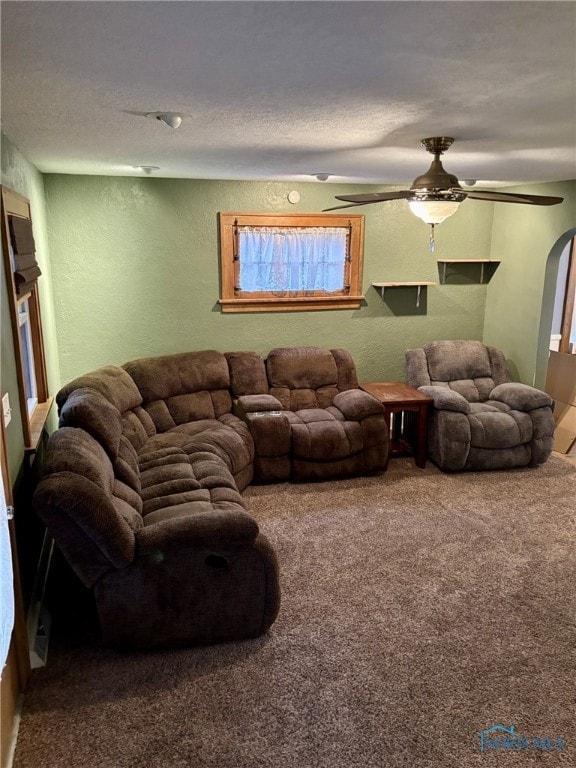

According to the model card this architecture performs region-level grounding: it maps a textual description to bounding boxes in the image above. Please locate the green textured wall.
[1,135,60,480]
[484,180,576,387]
[44,174,494,385]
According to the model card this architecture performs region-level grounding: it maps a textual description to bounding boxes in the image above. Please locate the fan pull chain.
[429,224,435,253]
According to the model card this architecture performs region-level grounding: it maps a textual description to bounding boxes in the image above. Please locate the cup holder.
[205,553,229,570]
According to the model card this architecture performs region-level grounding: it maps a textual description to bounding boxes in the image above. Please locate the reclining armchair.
[405,340,555,471]
[228,347,389,482]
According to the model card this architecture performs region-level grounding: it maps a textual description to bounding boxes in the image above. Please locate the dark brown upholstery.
[123,351,254,489]
[56,364,142,413]
[37,351,282,649]
[406,340,555,471]
[234,347,388,482]
[35,346,389,649]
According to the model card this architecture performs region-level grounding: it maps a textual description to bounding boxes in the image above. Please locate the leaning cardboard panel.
[545,351,576,454]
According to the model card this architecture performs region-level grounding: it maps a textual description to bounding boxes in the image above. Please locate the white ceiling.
[1,1,575,186]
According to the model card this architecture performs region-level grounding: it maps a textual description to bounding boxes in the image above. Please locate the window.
[219,213,365,312]
[1,187,51,451]
[18,299,38,415]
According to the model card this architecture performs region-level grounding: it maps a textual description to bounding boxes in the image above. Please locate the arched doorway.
[538,227,576,457]
[535,227,576,387]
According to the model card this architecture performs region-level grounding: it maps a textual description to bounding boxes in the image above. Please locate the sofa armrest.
[489,382,553,411]
[244,410,291,459]
[233,395,290,460]
[418,386,471,414]
[332,389,385,420]
[137,502,259,554]
[234,394,283,416]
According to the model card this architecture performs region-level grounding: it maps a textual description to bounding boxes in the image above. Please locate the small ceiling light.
[145,112,184,129]
[312,173,332,182]
[136,166,160,174]
[462,179,477,187]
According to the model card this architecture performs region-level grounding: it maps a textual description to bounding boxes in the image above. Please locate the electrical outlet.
[2,393,12,427]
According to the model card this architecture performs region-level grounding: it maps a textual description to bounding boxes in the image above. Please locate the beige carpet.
[13,457,576,767]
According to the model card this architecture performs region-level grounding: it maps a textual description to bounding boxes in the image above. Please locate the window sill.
[25,397,54,454]
[219,296,365,313]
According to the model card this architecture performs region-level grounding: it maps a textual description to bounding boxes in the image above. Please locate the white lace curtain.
[238,226,348,292]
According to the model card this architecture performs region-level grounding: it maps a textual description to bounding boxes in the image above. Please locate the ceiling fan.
[324,137,564,250]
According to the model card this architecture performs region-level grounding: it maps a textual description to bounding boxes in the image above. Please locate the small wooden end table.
[360,382,433,468]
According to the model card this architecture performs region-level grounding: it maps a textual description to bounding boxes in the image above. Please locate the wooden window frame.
[0,410,31,768]
[219,212,365,312]
[1,187,52,452]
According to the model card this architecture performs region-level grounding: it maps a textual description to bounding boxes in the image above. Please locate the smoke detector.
[145,112,184,129]
[136,166,160,174]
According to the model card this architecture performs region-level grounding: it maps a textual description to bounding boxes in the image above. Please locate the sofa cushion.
[46,426,114,493]
[225,351,269,396]
[468,410,533,449]
[432,377,495,403]
[113,436,141,493]
[138,444,242,517]
[124,350,230,400]
[290,410,363,461]
[112,494,143,531]
[57,365,142,414]
[137,445,191,471]
[267,347,338,390]
[121,407,156,451]
[38,429,138,582]
[141,391,234,432]
[424,341,492,382]
[124,351,234,432]
[112,479,143,516]
[469,401,510,414]
[163,418,254,477]
[59,387,122,459]
[330,348,359,391]
[146,428,247,477]
[139,500,258,545]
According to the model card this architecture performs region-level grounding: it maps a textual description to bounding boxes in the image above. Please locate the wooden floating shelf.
[372,282,437,287]
[372,282,437,307]
[436,260,501,284]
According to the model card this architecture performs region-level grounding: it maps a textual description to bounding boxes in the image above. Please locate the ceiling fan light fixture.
[325,138,563,250]
[408,198,462,225]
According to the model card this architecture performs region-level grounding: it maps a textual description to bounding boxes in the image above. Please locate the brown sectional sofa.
[34,347,388,650]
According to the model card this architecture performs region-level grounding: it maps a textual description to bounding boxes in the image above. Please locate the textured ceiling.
[1,1,575,185]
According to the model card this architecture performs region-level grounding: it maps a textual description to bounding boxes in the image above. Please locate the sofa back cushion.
[57,365,142,414]
[225,351,269,397]
[36,427,141,587]
[419,341,511,403]
[121,407,157,451]
[59,387,123,458]
[330,348,359,391]
[123,350,233,432]
[266,347,356,411]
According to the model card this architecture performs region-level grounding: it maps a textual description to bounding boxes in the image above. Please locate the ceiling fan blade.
[323,201,378,211]
[466,190,564,206]
[334,190,413,204]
